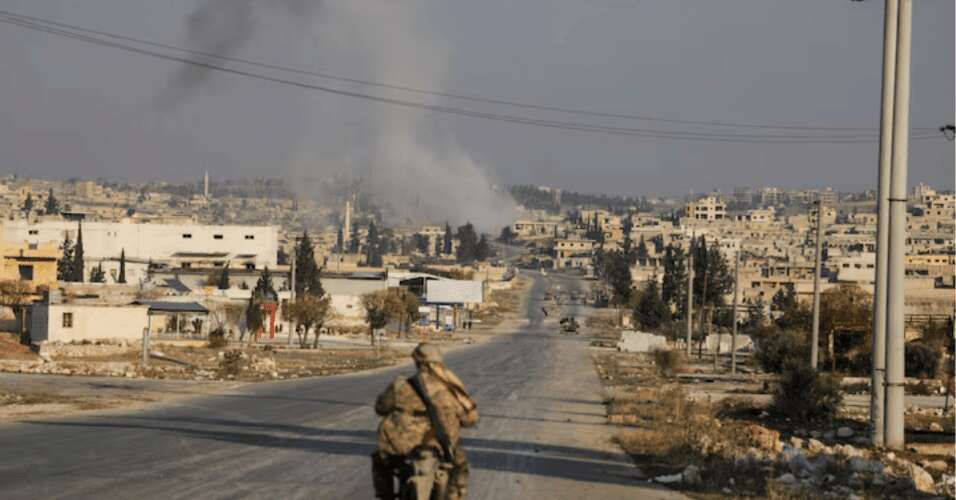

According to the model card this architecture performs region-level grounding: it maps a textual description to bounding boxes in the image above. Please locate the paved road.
[0,273,684,499]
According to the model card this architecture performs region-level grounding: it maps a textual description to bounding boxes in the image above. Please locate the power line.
[0,12,943,144]
[0,8,939,135]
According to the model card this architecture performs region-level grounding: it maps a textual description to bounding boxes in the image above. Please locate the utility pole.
[685,249,694,356]
[884,0,913,451]
[141,327,149,368]
[711,306,719,371]
[288,242,296,347]
[730,248,740,374]
[810,199,825,369]
[870,0,899,449]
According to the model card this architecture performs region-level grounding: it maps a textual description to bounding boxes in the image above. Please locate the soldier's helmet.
[412,343,443,364]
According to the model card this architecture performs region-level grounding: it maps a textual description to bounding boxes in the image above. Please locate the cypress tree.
[442,223,453,255]
[348,223,360,253]
[21,193,33,213]
[45,189,60,215]
[635,280,668,330]
[475,234,491,262]
[366,221,382,267]
[117,248,127,284]
[254,267,277,301]
[71,222,84,282]
[661,244,687,316]
[57,235,74,281]
[217,263,230,290]
[295,232,324,297]
[89,263,106,283]
[455,222,479,264]
[635,236,649,261]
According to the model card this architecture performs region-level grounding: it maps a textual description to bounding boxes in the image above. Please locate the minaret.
[342,200,352,248]
[203,170,210,198]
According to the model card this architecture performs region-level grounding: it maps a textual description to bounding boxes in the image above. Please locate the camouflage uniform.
[372,347,478,500]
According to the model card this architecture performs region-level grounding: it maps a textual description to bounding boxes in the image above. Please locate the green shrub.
[753,328,809,373]
[905,342,941,379]
[651,348,685,377]
[218,349,244,377]
[771,362,843,422]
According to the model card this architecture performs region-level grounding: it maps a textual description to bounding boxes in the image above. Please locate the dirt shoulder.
[472,273,532,329]
[0,372,230,422]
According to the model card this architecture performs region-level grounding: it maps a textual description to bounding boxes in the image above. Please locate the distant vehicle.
[559,316,579,334]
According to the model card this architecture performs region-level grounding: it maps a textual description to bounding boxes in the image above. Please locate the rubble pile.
[647,421,955,498]
[212,349,279,379]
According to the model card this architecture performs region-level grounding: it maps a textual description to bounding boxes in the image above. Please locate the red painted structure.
[255,301,278,340]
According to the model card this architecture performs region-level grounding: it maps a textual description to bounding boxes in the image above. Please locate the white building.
[31,301,149,343]
[3,219,278,270]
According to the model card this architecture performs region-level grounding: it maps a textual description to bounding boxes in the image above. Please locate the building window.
[62,312,73,328]
[18,265,33,281]
[28,230,38,235]
[214,234,223,240]
[182,234,192,239]
[182,262,192,269]
[245,263,256,270]
[244,235,254,240]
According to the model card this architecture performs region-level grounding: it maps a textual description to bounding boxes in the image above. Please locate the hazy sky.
[0,0,952,201]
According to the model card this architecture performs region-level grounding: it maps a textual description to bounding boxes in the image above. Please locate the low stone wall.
[38,341,137,359]
[0,359,135,377]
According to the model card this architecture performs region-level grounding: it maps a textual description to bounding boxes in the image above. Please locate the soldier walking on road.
[372,343,479,500]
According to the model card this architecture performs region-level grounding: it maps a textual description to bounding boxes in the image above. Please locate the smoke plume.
[171,0,516,231]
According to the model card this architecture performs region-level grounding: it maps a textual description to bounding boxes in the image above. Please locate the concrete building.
[512,219,560,238]
[685,196,727,221]
[3,220,278,271]
[818,188,838,206]
[31,297,148,343]
[0,228,58,286]
[553,238,595,269]
[733,186,754,207]
[735,209,774,224]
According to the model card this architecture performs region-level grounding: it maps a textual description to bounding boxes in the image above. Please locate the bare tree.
[286,294,332,349]
[209,303,244,336]
[0,280,32,340]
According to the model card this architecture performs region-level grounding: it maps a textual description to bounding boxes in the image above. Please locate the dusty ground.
[0,274,537,425]
[473,274,531,327]
[592,349,956,499]
[0,372,230,422]
[0,272,691,500]
[0,331,35,360]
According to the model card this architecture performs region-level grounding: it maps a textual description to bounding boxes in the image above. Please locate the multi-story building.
[2,219,278,271]
[0,226,58,286]
[512,219,560,238]
[685,196,727,221]
[818,188,839,207]
[552,238,595,269]
[733,186,754,207]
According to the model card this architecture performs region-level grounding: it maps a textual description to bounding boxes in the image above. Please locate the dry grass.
[651,348,685,377]
[595,351,782,497]
[26,343,402,381]
[1,392,75,406]
[475,277,530,325]
[0,332,36,360]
